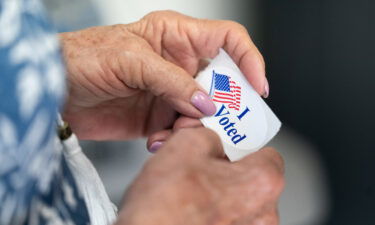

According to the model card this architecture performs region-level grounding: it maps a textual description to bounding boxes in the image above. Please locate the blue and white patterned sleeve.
[0,0,90,224]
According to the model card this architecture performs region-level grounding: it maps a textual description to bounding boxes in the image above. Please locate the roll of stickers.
[195,49,281,161]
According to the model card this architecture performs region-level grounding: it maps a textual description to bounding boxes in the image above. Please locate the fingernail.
[191,91,216,116]
[148,141,163,153]
[262,78,269,98]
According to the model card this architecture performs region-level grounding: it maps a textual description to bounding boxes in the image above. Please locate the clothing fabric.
[61,130,117,225]
[0,0,90,224]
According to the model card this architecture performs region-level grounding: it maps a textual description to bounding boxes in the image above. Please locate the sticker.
[196,49,282,161]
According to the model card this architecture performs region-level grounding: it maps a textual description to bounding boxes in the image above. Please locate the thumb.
[131,51,216,118]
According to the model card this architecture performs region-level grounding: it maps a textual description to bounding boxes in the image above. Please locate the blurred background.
[43,0,374,224]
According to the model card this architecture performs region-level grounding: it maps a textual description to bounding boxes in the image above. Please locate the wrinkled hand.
[59,10,267,141]
[116,128,284,225]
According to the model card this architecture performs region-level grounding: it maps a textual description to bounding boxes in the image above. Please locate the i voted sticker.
[196,49,281,161]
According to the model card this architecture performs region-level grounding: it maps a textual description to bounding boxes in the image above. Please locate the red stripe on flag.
[212,77,241,111]
[215,92,233,97]
[213,99,235,104]
[213,96,235,101]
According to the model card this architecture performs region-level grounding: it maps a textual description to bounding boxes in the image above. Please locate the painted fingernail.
[263,78,269,98]
[191,91,216,116]
[148,141,163,153]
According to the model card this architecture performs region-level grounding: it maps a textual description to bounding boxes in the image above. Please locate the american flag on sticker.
[209,70,241,111]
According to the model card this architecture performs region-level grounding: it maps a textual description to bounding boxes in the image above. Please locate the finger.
[158,127,225,159]
[147,129,172,153]
[119,51,216,118]
[172,116,202,131]
[133,11,267,96]
[147,116,203,153]
[193,19,267,97]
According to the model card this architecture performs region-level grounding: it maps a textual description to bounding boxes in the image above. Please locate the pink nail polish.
[263,79,269,98]
[148,141,163,153]
[191,91,217,116]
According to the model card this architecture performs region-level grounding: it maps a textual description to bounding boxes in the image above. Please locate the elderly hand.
[116,127,284,225]
[59,10,267,141]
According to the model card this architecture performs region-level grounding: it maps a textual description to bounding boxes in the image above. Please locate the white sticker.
[196,49,282,161]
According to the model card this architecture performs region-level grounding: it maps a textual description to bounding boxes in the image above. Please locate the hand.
[59,10,267,141]
[116,128,284,225]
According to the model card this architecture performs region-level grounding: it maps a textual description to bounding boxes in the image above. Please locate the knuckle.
[143,10,181,21]
[223,20,248,33]
[252,167,285,198]
[143,11,161,19]
[263,147,285,174]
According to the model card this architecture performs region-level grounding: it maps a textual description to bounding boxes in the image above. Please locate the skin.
[116,128,284,225]
[59,10,267,141]
[59,10,283,225]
